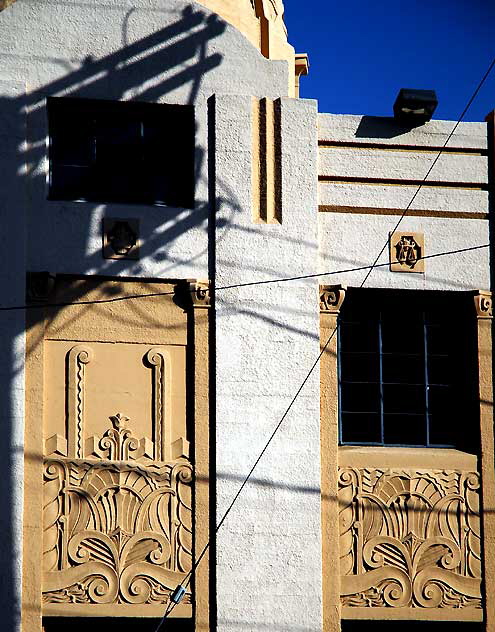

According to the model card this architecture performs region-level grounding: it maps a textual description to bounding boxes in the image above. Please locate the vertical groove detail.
[252,97,282,224]
[273,97,282,223]
[252,97,261,222]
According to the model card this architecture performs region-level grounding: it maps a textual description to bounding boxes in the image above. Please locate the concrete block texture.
[212,94,323,631]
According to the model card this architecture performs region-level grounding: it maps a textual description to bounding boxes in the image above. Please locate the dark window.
[338,289,477,449]
[341,622,483,632]
[42,618,192,632]
[48,97,195,208]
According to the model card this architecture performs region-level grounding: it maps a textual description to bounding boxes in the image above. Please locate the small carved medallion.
[103,218,139,260]
[390,232,425,273]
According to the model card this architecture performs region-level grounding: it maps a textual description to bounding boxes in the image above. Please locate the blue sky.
[284,0,495,122]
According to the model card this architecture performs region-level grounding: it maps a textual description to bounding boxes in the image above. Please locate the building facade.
[0,1,493,632]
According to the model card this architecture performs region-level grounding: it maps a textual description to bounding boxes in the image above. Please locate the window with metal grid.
[338,289,477,448]
[47,97,195,208]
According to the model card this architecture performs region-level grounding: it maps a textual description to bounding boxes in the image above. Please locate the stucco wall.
[0,0,289,281]
[0,2,293,631]
[318,113,490,291]
[212,94,321,631]
[1,3,492,631]
[0,3,322,632]
[0,78,26,632]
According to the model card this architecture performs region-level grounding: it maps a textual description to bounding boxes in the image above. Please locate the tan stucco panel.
[23,278,210,631]
[320,286,495,629]
[45,278,188,345]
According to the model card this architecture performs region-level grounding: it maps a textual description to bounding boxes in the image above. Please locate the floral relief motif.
[338,467,482,611]
[42,417,193,606]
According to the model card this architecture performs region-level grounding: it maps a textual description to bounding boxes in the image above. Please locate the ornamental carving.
[474,291,492,319]
[320,285,346,314]
[36,279,200,620]
[191,281,211,308]
[67,345,94,459]
[389,232,425,273]
[338,467,482,611]
[42,428,193,606]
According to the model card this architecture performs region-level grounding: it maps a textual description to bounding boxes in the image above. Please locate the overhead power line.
[0,243,489,312]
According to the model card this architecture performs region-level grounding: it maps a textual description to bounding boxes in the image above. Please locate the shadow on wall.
[0,5,231,631]
[1,4,318,630]
[355,115,423,139]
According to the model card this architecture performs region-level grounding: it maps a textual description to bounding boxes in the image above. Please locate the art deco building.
[0,1,493,632]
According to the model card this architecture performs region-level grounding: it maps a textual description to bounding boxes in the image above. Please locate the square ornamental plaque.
[103,218,140,260]
[389,231,425,273]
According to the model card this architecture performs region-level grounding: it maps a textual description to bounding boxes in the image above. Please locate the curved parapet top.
[198,0,304,95]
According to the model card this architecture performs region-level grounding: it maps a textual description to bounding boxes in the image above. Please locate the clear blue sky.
[284,0,495,122]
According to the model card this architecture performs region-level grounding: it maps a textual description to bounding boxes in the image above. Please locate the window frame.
[47,96,196,209]
[337,288,478,449]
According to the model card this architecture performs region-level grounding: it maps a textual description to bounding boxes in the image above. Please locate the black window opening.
[338,288,478,450]
[48,97,195,208]
[341,622,483,632]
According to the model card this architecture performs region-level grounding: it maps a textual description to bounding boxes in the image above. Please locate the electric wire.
[360,55,495,288]
[0,243,489,312]
[154,55,495,630]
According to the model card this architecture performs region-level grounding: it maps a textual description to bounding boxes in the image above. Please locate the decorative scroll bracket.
[191,281,211,308]
[474,290,492,319]
[320,285,346,314]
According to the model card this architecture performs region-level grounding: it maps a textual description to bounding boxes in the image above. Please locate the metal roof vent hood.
[393,88,438,126]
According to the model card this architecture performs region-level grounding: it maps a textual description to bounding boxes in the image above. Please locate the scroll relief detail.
[42,415,193,606]
[338,467,482,610]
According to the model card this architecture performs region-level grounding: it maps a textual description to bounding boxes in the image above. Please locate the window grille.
[338,289,477,449]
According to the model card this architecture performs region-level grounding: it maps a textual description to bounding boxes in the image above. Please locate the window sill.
[338,444,477,470]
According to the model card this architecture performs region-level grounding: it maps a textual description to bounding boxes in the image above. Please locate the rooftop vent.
[393,88,438,126]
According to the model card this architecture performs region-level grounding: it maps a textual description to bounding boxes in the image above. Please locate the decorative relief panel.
[42,340,192,614]
[338,467,482,613]
[42,416,192,607]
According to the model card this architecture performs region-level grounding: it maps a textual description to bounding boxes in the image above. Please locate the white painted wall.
[212,94,321,632]
[0,78,27,632]
[0,3,492,632]
[1,0,289,281]
[0,3,324,632]
[0,2,290,631]
[318,113,490,291]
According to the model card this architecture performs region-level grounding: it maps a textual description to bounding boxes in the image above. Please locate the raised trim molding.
[66,344,93,459]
